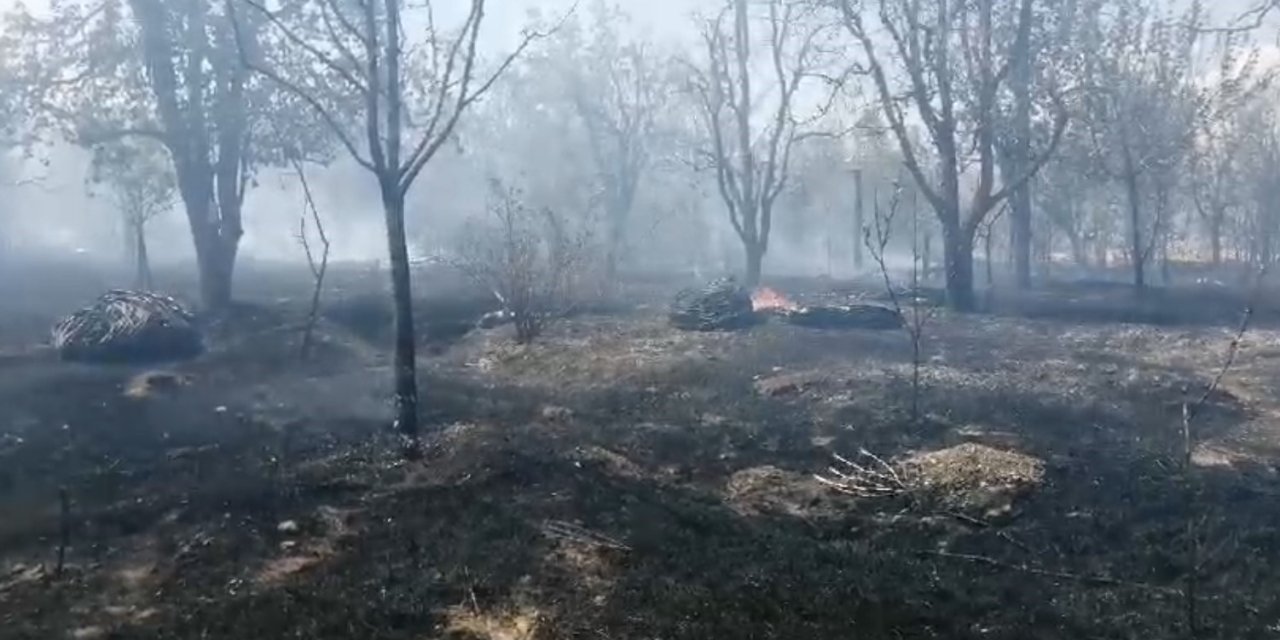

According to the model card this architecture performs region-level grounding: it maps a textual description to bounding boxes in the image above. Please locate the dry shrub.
[455,178,597,343]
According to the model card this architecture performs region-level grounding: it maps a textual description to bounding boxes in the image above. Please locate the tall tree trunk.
[1209,216,1223,265]
[179,178,236,311]
[1260,209,1274,267]
[1125,171,1145,292]
[604,187,632,282]
[1010,182,1033,287]
[1069,231,1088,268]
[134,223,153,291]
[922,233,932,280]
[1160,236,1172,285]
[944,224,977,311]
[853,168,864,269]
[605,221,622,283]
[744,241,764,287]
[380,184,419,447]
[984,227,995,286]
[197,241,234,311]
[1009,0,1035,289]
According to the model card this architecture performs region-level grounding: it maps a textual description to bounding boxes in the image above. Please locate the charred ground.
[1,259,1280,639]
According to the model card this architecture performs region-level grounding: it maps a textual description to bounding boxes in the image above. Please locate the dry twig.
[814,448,908,498]
[55,486,69,577]
[541,520,631,551]
[919,550,1180,595]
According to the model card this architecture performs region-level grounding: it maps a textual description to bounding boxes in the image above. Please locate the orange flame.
[751,286,800,312]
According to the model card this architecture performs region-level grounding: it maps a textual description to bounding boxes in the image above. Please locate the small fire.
[751,286,800,312]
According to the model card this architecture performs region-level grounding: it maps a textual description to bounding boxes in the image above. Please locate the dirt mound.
[901,443,1046,517]
[725,465,837,518]
[123,370,192,399]
[754,370,829,397]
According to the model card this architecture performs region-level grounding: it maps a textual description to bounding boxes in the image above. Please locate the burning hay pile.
[668,279,904,332]
[669,277,756,331]
[51,290,203,363]
[752,287,904,330]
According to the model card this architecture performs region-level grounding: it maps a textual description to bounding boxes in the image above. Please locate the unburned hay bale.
[52,290,202,363]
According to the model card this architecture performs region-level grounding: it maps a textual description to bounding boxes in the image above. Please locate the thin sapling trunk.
[291,158,330,358]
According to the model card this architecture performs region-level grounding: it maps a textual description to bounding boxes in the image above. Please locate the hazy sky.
[0,0,1267,49]
[0,0,705,36]
[1,0,1275,264]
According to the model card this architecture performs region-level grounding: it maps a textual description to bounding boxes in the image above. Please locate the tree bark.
[1010,184,1033,287]
[603,181,634,282]
[196,241,235,311]
[177,176,237,311]
[944,224,977,311]
[853,168,864,269]
[1160,237,1172,285]
[922,233,933,280]
[744,241,765,287]
[984,227,995,286]
[1125,171,1145,292]
[134,223,153,291]
[1009,0,1035,290]
[1209,216,1223,265]
[1069,231,1088,268]
[380,184,419,448]
[605,225,622,283]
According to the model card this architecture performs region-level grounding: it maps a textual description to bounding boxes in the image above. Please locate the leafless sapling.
[1177,262,1269,637]
[864,180,934,423]
[289,157,330,358]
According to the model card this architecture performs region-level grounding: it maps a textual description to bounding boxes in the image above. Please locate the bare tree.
[1083,0,1194,292]
[833,0,1069,311]
[1081,0,1259,292]
[687,0,841,287]
[1189,34,1262,266]
[1237,96,1280,269]
[544,2,673,282]
[229,0,549,452]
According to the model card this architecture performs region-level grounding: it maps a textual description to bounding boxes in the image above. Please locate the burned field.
[2,262,1280,639]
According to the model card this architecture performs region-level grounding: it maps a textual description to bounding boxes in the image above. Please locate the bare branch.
[398,4,571,194]
[241,0,368,92]
[226,0,375,171]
